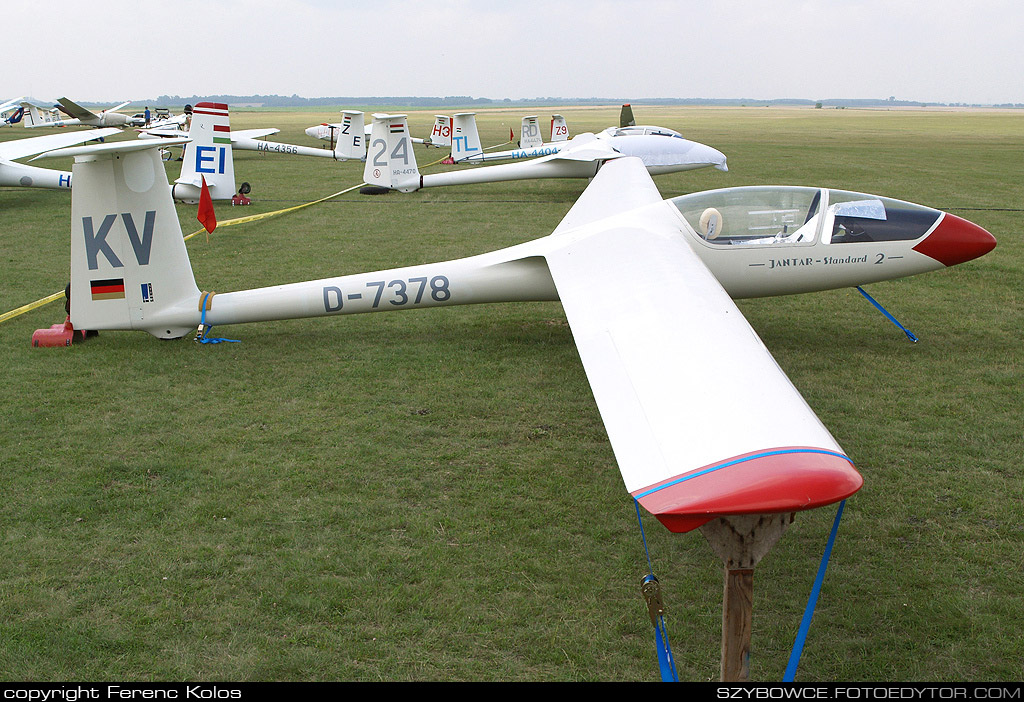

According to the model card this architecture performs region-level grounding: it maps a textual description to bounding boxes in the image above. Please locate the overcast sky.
[4,0,1022,105]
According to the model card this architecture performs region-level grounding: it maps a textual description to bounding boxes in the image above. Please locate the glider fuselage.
[93,194,988,338]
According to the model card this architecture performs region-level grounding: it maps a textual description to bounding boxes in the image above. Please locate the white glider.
[305,111,439,148]
[448,111,725,174]
[1,127,120,189]
[141,104,364,180]
[364,113,727,192]
[137,109,189,131]
[232,110,366,161]
[22,98,135,129]
[42,135,995,532]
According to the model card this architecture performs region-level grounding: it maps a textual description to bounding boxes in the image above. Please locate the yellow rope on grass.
[182,182,370,241]
[0,291,65,325]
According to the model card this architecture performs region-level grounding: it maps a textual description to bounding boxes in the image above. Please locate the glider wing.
[0,128,121,161]
[232,128,280,140]
[541,158,862,532]
[56,97,98,121]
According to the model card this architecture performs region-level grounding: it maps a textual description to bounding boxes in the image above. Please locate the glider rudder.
[174,102,236,202]
[362,114,421,192]
[427,115,452,148]
[519,116,543,149]
[60,140,201,338]
[550,114,568,142]
[451,113,483,163]
[620,103,636,128]
[333,110,366,160]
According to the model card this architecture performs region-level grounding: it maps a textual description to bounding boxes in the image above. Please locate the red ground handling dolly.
[31,317,94,347]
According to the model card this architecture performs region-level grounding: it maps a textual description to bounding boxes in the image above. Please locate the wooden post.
[699,513,794,682]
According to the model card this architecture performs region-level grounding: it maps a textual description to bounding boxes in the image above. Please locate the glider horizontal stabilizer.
[3,128,121,162]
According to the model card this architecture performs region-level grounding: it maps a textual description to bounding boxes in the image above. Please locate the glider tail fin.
[550,114,568,142]
[175,102,236,202]
[427,115,452,148]
[451,112,483,162]
[62,141,201,338]
[362,114,421,192]
[519,116,543,149]
[620,103,636,128]
[22,103,55,128]
[4,106,25,125]
[333,110,366,160]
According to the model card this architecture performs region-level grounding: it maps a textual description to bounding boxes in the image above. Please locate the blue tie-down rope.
[783,500,846,682]
[195,293,240,345]
[635,500,679,682]
[856,286,918,342]
[655,614,679,682]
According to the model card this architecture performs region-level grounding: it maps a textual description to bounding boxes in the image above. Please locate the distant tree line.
[91,94,1022,109]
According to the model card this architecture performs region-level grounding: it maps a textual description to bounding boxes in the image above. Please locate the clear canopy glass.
[670,186,942,246]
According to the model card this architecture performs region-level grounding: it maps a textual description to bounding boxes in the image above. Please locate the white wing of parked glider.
[550,152,664,235]
[137,127,281,142]
[540,157,860,532]
[2,127,122,189]
[2,127,121,161]
[1,96,27,113]
[232,128,280,140]
[544,133,621,162]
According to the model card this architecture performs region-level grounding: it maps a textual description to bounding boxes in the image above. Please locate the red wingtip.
[633,447,863,533]
[913,212,996,266]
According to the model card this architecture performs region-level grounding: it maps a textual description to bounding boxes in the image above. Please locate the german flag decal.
[90,278,126,301]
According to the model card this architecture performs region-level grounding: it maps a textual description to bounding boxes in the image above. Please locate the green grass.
[0,106,1022,681]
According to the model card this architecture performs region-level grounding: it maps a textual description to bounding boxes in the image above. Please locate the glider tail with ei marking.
[174,102,237,203]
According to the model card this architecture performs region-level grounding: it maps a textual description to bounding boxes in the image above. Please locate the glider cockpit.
[603,125,685,139]
[672,186,944,247]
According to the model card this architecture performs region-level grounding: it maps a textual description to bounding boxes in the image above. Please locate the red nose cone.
[913,213,996,266]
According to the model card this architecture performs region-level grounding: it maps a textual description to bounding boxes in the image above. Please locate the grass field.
[0,105,1021,682]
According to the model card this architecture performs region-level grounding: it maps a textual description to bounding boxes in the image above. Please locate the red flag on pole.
[197,175,216,235]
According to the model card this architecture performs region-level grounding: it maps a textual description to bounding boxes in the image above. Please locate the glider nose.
[913,212,996,266]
